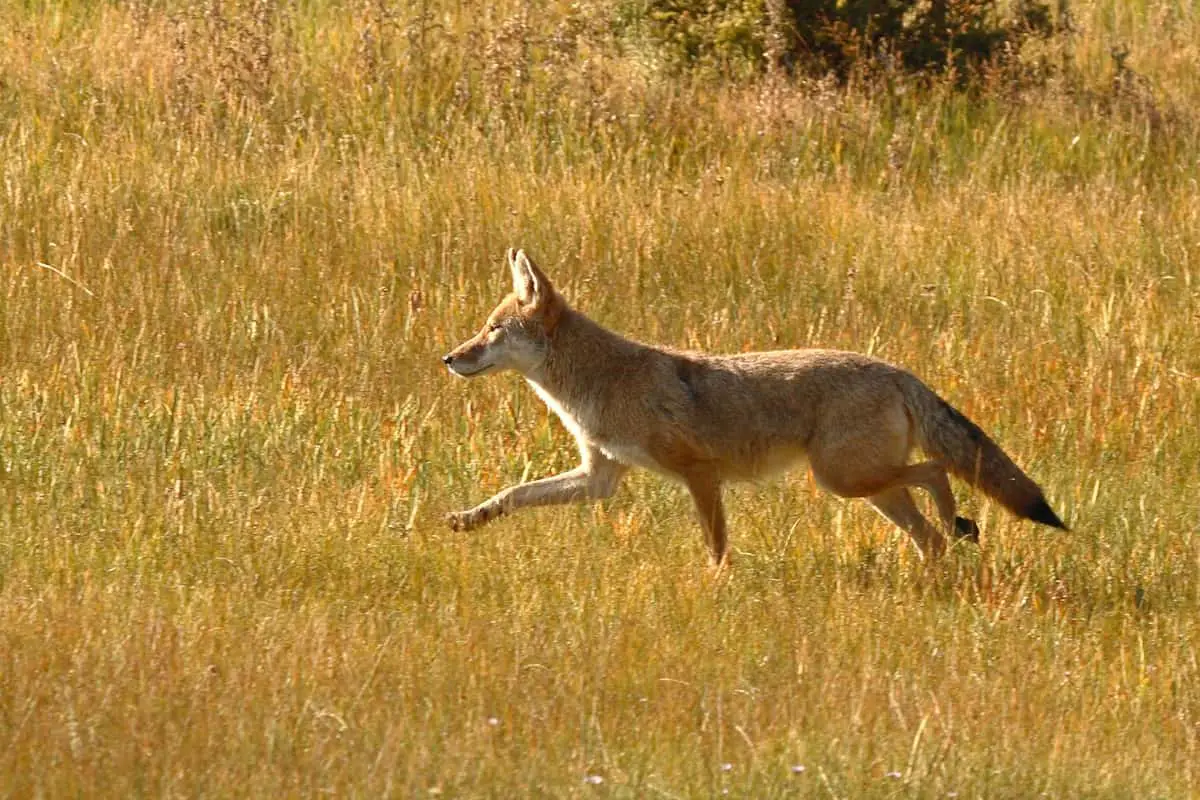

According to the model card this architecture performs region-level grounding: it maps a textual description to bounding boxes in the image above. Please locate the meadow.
[0,1,1197,796]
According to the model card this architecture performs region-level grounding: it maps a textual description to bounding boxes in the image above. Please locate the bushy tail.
[899,375,1067,530]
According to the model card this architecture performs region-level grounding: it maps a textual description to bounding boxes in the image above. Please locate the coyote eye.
[487,322,503,333]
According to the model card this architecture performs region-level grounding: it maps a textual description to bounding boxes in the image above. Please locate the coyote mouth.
[446,361,495,378]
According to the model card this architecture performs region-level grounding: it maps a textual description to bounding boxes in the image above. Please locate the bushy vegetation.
[0,1,1196,796]
[623,0,1065,81]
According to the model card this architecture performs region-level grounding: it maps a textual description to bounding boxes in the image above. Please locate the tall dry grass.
[0,1,1197,796]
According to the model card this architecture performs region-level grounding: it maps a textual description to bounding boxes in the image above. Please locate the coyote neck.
[523,307,647,437]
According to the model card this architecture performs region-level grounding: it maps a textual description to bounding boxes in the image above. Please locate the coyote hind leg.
[867,486,946,559]
[812,454,970,555]
[901,461,980,544]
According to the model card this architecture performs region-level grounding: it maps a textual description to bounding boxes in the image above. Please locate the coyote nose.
[441,354,454,365]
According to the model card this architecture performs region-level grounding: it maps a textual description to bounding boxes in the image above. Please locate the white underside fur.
[525,378,654,468]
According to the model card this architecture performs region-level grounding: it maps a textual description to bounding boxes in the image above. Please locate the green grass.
[0,1,1197,796]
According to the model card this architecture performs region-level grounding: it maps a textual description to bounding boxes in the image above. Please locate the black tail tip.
[1027,496,1068,530]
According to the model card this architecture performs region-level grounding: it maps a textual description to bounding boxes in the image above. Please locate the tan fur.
[442,249,1067,566]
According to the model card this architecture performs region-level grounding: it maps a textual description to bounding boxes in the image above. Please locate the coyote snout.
[444,248,1067,567]
[441,342,495,378]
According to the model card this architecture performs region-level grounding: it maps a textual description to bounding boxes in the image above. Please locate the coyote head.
[442,249,563,378]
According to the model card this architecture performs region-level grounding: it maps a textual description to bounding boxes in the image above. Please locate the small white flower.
[791,764,806,774]
[486,717,499,727]
[720,762,733,772]
[583,774,604,785]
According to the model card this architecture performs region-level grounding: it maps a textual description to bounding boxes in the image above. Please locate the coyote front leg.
[447,450,627,531]
[681,471,728,567]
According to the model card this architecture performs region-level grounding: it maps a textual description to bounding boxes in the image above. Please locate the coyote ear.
[510,248,552,306]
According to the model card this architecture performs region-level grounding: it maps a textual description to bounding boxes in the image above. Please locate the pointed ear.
[507,248,528,301]
[509,249,553,306]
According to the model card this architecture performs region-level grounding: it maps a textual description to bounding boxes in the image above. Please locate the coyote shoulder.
[442,249,1066,566]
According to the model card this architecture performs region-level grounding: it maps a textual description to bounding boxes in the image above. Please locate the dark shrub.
[626,0,1063,82]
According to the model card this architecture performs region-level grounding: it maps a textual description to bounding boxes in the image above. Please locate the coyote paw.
[953,516,980,543]
[709,552,731,574]
[446,510,476,531]
[446,504,501,532]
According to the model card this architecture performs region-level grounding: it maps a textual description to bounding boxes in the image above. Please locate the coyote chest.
[525,379,654,468]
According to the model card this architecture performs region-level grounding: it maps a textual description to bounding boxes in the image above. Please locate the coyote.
[442,249,1066,566]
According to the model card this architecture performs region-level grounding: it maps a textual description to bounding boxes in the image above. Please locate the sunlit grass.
[0,1,1197,796]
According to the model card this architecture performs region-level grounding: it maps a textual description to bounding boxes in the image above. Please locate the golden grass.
[0,1,1197,796]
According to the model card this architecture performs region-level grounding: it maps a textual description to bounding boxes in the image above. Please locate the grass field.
[0,1,1197,796]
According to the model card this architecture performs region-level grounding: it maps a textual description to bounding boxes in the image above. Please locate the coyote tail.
[900,376,1067,530]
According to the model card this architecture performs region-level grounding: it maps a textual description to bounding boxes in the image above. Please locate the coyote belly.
[441,248,1067,566]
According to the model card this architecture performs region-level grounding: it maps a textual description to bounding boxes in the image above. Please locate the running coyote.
[442,249,1067,566]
